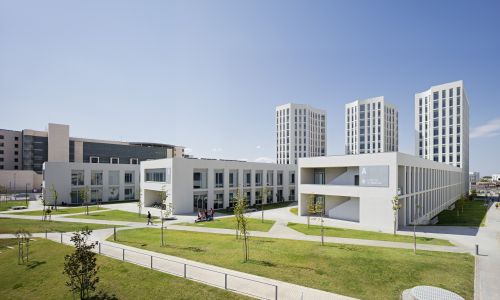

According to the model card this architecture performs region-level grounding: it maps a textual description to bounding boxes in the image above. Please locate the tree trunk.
[393,212,397,236]
[413,223,417,254]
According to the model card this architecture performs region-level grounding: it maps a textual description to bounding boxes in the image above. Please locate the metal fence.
[45,231,279,300]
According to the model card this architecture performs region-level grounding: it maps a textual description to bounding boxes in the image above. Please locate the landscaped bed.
[176,217,275,232]
[71,209,159,223]
[287,223,452,246]
[0,218,118,234]
[110,228,474,300]
[433,199,488,227]
[0,238,247,299]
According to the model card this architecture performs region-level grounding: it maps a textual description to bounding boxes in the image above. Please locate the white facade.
[43,162,140,205]
[492,174,500,182]
[276,103,326,165]
[469,171,480,187]
[141,158,297,214]
[298,152,464,232]
[345,96,398,154]
[415,80,469,193]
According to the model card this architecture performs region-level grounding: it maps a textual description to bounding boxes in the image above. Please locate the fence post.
[150,256,153,269]
[122,248,125,261]
[183,264,187,278]
[60,232,63,244]
[114,226,116,241]
[275,285,278,300]
[224,274,228,290]
[99,243,101,254]
[475,244,479,255]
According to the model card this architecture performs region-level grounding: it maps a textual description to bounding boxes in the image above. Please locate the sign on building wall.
[359,165,389,187]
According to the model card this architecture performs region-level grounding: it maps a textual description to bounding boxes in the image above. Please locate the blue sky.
[1,1,499,175]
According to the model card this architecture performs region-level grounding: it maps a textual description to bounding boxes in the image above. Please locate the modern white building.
[415,80,469,193]
[141,158,297,214]
[492,174,500,182]
[298,152,464,232]
[276,103,327,165]
[469,171,480,188]
[43,162,140,205]
[345,97,398,155]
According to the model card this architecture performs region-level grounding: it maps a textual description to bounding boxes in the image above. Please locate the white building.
[415,80,469,193]
[43,162,140,205]
[298,152,464,232]
[469,171,480,188]
[276,103,327,165]
[141,158,297,214]
[345,97,398,155]
[492,174,500,182]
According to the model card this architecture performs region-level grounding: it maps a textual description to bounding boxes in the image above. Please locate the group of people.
[196,208,214,222]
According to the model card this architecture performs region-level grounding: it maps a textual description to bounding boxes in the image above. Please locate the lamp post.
[25,183,30,206]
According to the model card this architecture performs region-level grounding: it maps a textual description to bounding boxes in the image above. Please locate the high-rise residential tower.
[345,97,399,155]
[276,103,327,164]
[415,80,469,193]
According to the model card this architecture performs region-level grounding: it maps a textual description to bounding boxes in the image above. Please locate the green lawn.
[288,223,452,246]
[0,218,118,234]
[289,207,298,215]
[0,238,246,300]
[72,209,159,223]
[434,200,488,227]
[10,206,107,216]
[177,217,275,232]
[0,201,29,211]
[111,228,474,300]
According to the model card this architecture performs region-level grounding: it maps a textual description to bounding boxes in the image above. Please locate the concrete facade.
[298,152,464,232]
[276,103,327,165]
[0,170,42,192]
[141,158,297,214]
[345,96,398,155]
[43,162,140,205]
[0,129,22,171]
[415,80,469,193]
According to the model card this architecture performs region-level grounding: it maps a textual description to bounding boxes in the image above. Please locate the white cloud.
[254,157,275,163]
[471,118,500,138]
[256,145,261,149]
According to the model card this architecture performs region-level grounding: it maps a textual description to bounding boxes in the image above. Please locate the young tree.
[14,229,32,264]
[137,188,143,217]
[232,189,241,239]
[63,229,99,300]
[412,204,421,255]
[79,186,90,215]
[306,193,316,228]
[457,194,466,216]
[234,191,250,261]
[50,184,59,211]
[391,195,402,236]
[470,189,477,200]
[159,186,169,247]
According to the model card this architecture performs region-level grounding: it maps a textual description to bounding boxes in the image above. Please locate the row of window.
[193,170,295,189]
[0,135,19,141]
[193,188,295,210]
[70,186,136,204]
[71,170,135,186]
[90,156,139,164]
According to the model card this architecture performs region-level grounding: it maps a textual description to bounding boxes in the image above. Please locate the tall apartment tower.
[415,80,469,192]
[345,97,399,155]
[276,103,327,164]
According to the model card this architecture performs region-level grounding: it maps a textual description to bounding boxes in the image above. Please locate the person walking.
[147,211,152,225]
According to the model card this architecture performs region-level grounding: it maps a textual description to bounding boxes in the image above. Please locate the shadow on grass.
[89,291,119,300]
[26,260,46,270]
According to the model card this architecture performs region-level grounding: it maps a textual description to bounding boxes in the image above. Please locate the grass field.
[111,228,473,300]
[0,218,118,234]
[0,238,247,299]
[72,209,159,223]
[0,201,29,211]
[218,201,296,215]
[289,207,298,215]
[434,200,488,227]
[10,206,107,216]
[177,217,275,232]
[288,223,452,246]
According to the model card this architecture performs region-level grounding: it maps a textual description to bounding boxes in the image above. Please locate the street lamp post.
[25,183,29,206]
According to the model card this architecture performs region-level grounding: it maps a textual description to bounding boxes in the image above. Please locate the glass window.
[255,171,263,186]
[267,170,274,186]
[108,187,119,201]
[228,170,238,187]
[214,192,224,209]
[71,170,84,186]
[125,171,134,184]
[289,171,295,184]
[125,187,135,200]
[110,157,119,164]
[109,171,120,186]
[91,171,103,186]
[215,170,224,188]
[146,168,170,183]
[129,158,139,164]
[193,169,208,189]
[277,171,283,186]
[91,188,102,203]
[243,170,251,187]
[90,156,99,163]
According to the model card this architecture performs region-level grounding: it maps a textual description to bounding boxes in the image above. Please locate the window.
[0,135,3,139]
[15,136,19,141]
[110,157,119,164]
[125,171,134,184]
[255,190,262,205]
[90,156,99,163]
[0,165,3,169]
[193,169,208,189]
[289,171,295,184]
[0,150,3,154]
[214,193,224,209]
[71,170,84,186]
[129,158,139,164]
[243,170,251,187]
[314,168,325,184]
[125,187,135,200]
[229,170,238,187]
[109,171,120,185]
[255,171,263,186]
[14,144,18,148]
[277,171,283,186]
[109,187,119,201]
[14,151,18,155]
[91,188,103,203]
[91,171,103,185]
[267,170,274,186]
[146,168,169,183]
[215,170,224,188]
